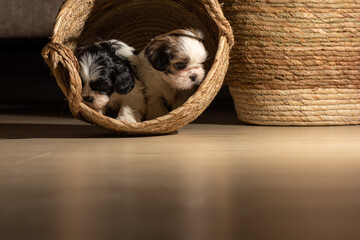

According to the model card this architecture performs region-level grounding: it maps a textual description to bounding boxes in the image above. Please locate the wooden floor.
[1,108,360,240]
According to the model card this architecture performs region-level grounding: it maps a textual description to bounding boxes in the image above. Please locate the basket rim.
[52,0,234,49]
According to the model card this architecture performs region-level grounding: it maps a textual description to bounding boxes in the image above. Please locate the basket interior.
[54,0,219,71]
[47,0,229,135]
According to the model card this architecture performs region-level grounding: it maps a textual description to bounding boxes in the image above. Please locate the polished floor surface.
[1,109,360,240]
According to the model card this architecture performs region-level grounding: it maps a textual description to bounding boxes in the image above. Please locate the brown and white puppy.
[135,29,208,120]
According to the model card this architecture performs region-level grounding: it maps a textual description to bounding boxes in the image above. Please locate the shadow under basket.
[42,0,234,135]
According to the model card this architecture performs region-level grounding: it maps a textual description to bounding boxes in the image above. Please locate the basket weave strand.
[42,42,82,118]
[223,0,360,125]
[42,0,233,135]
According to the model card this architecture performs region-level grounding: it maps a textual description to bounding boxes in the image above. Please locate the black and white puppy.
[77,40,146,123]
[135,29,208,120]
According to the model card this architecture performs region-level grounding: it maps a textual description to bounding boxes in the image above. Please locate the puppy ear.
[144,39,171,72]
[113,69,135,95]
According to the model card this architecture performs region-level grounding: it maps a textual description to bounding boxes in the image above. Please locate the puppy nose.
[83,96,93,103]
[189,74,197,82]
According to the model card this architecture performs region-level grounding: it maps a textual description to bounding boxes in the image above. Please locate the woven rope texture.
[223,0,360,125]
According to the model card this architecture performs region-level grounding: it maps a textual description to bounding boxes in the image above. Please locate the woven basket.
[223,0,360,125]
[42,0,233,135]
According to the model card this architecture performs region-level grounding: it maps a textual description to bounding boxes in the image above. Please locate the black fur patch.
[144,41,172,72]
[76,41,135,95]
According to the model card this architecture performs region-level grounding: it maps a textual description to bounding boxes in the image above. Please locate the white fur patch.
[178,36,208,67]
[79,53,103,84]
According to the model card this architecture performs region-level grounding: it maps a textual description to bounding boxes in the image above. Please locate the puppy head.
[76,40,135,112]
[144,29,208,90]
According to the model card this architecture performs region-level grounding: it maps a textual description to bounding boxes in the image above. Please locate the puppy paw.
[116,107,142,123]
[116,115,138,123]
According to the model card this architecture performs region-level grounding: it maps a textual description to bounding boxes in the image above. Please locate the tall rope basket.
[224,0,360,125]
[42,0,234,135]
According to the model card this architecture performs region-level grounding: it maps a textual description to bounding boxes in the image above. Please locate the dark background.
[0,38,69,115]
[0,38,63,103]
[0,0,68,114]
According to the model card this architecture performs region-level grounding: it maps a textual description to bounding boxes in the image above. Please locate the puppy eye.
[174,62,186,70]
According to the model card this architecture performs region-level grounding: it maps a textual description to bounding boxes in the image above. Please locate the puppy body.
[77,40,145,123]
[135,29,208,120]
[136,52,195,119]
[106,82,145,123]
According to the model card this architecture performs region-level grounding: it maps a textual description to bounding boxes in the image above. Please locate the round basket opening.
[54,0,219,70]
[45,0,231,135]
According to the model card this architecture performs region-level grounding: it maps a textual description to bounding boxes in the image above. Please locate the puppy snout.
[189,74,197,82]
[83,96,94,103]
